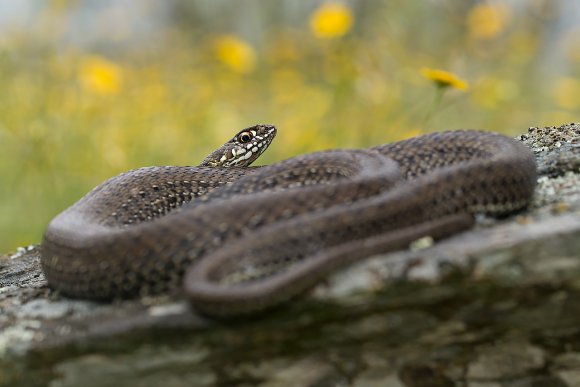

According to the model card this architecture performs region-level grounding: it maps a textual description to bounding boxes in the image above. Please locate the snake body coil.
[41,125,537,316]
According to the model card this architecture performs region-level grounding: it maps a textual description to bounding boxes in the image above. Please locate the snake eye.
[238,131,253,143]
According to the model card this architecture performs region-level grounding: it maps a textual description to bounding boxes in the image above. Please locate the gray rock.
[466,342,545,380]
[1,123,580,387]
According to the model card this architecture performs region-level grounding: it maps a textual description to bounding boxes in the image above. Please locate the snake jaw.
[200,124,277,167]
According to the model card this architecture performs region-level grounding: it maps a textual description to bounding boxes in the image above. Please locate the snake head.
[200,124,277,167]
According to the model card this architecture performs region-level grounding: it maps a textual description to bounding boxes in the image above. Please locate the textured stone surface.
[1,123,579,387]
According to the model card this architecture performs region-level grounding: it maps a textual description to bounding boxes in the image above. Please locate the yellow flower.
[421,68,469,90]
[214,35,257,74]
[310,3,353,39]
[79,56,123,95]
[467,3,511,40]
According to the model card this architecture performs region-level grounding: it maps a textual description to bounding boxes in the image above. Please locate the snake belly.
[41,130,537,316]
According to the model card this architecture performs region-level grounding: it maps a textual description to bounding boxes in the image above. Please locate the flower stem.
[421,86,446,130]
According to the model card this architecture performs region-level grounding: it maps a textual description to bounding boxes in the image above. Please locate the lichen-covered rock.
[1,123,579,387]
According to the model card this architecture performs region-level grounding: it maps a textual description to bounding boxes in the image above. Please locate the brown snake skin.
[41,125,537,316]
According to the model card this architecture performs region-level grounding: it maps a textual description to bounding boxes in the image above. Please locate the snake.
[41,124,537,316]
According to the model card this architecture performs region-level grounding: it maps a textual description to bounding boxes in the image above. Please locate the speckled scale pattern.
[76,166,251,226]
[41,128,537,315]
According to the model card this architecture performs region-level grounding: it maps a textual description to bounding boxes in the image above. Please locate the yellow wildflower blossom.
[214,35,257,74]
[467,3,511,40]
[421,68,469,90]
[310,3,353,39]
[79,56,123,95]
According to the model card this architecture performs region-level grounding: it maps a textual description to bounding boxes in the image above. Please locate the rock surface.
[1,123,579,387]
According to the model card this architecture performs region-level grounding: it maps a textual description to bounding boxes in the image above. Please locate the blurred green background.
[0,0,579,251]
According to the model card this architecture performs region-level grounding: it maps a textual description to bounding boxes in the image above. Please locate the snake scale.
[41,124,537,316]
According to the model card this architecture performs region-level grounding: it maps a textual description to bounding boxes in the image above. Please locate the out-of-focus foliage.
[0,0,578,250]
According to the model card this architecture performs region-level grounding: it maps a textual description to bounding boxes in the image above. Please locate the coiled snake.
[41,124,537,316]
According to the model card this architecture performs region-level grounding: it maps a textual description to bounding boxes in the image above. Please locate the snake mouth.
[224,125,277,166]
